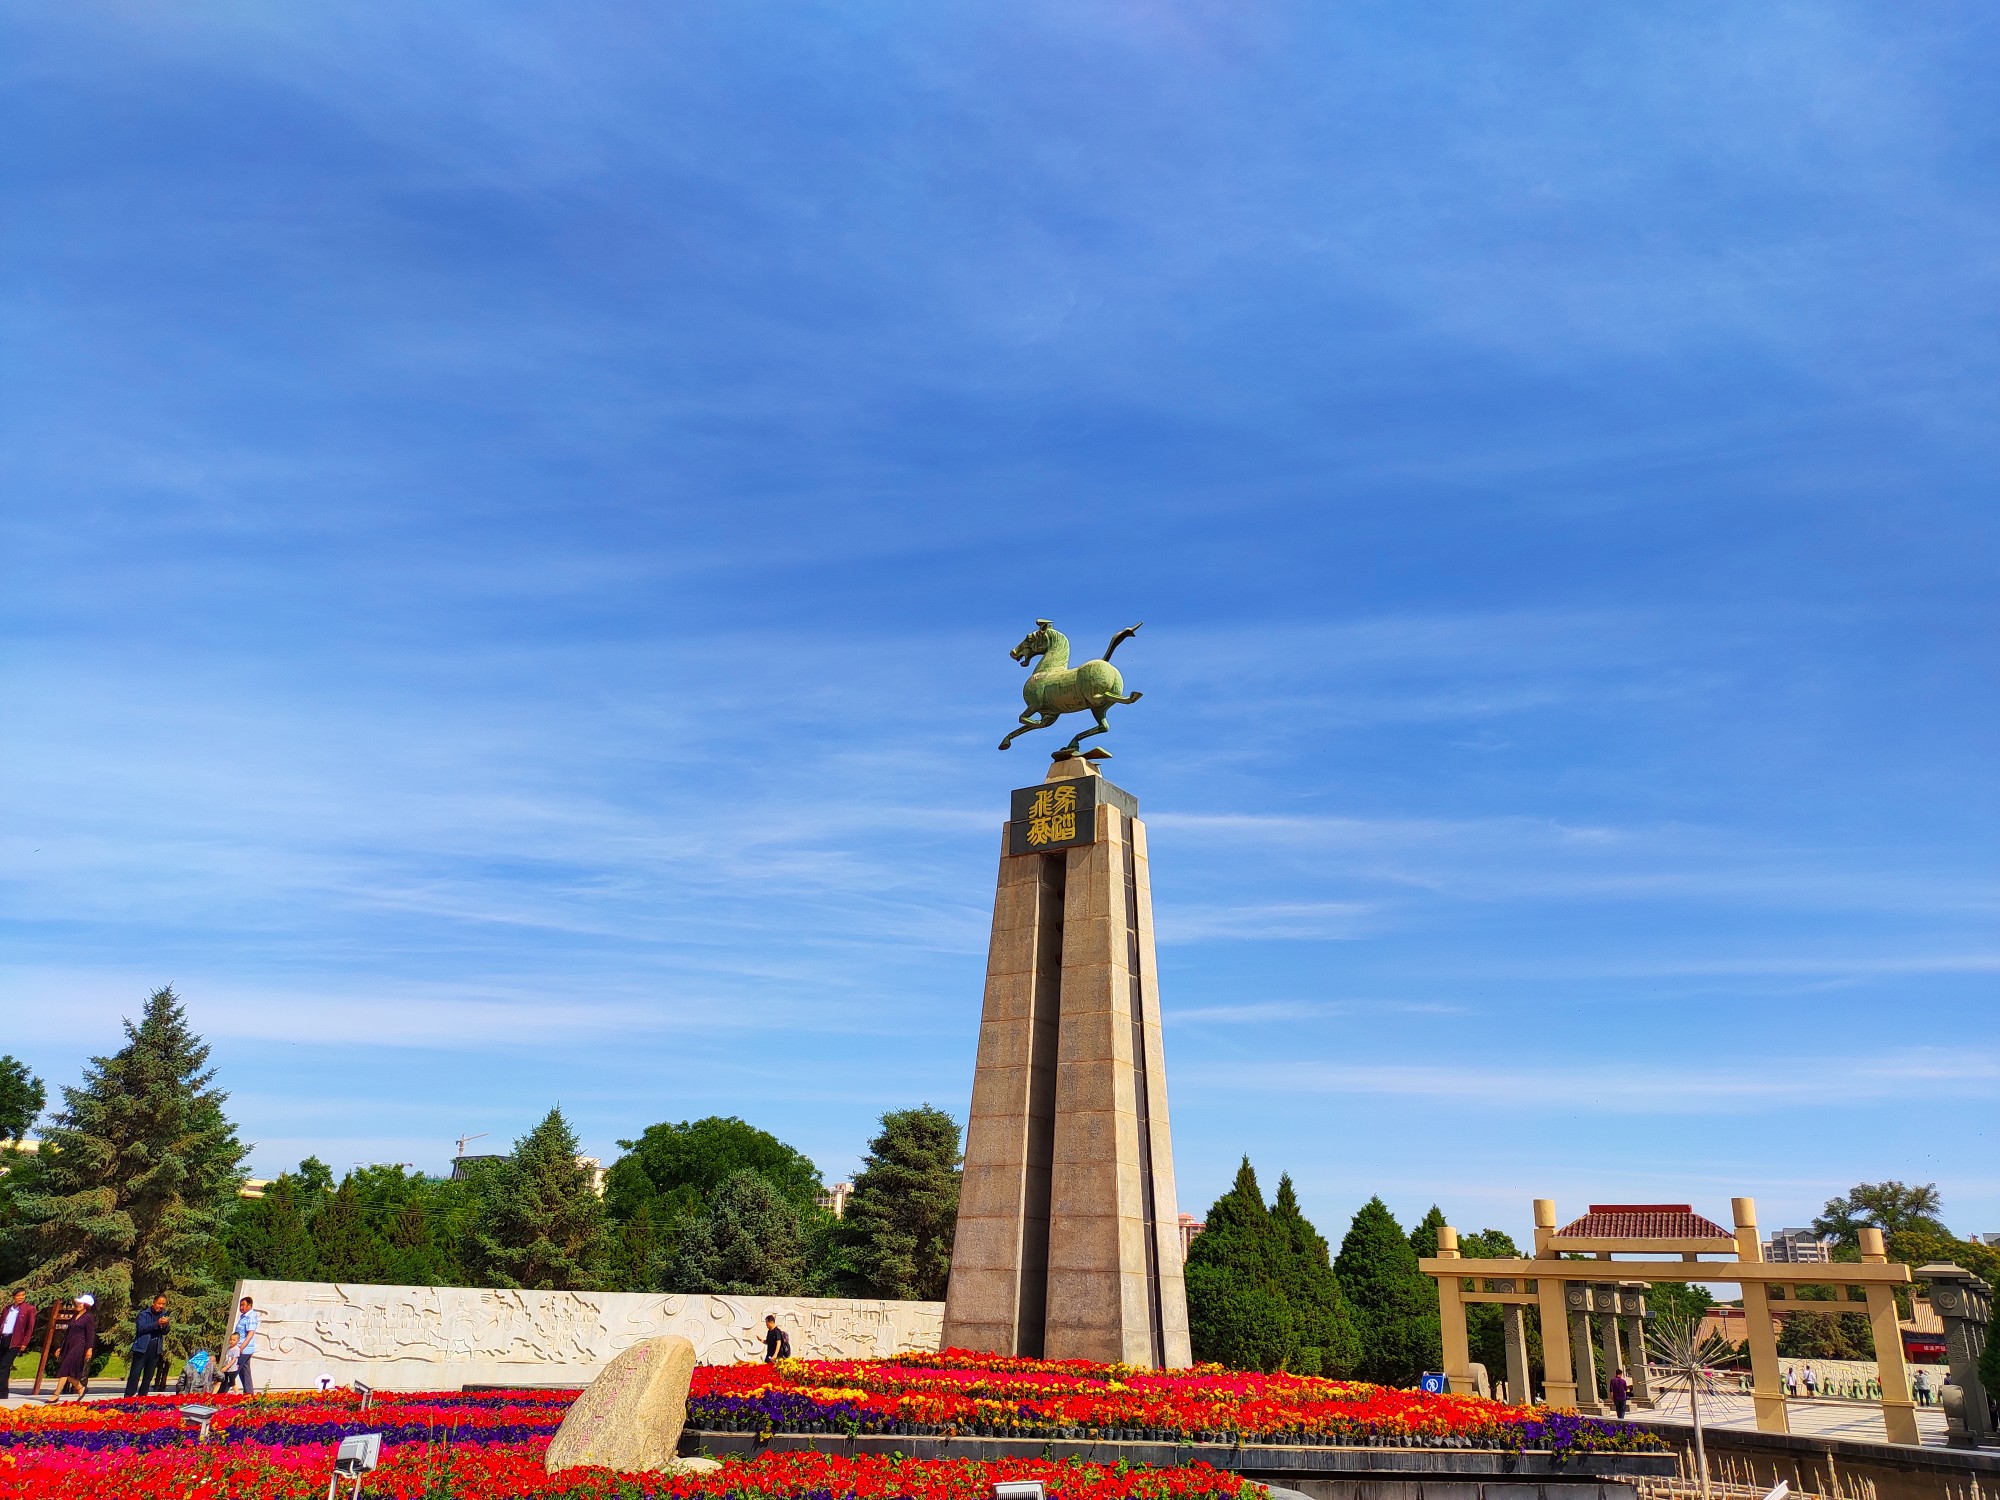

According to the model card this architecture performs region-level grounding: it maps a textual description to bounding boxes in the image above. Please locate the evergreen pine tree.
[314,1176,392,1283]
[225,1173,317,1281]
[1459,1228,1532,1386]
[1184,1158,1295,1371]
[1269,1174,1362,1377]
[666,1169,810,1296]
[1408,1205,1447,1261]
[843,1106,961,1300]
[1334,1196,1442,1387]
[603,1202,666,1293]
[469,1108,609,1290]
[17,987,245,1346]
[387,1196,447,1286]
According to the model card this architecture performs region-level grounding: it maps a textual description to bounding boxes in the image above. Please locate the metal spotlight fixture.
[326,1432,383,1500]
[178,1405,219,1443]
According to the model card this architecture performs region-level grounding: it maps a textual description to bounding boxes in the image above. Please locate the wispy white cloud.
[1155,901,1380,943]
[1184,1048,2000,1111]
[1166,998,1468,1024]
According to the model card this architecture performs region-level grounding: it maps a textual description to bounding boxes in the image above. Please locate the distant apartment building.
[1178,1213,1204,1258]
[1764,1227,1831,1263]
[818,1181,855,1218]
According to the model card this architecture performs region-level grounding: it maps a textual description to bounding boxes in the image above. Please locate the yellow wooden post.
[1437,1226,1476,1394]
[1533,1199,1576,1407]
[1858,1227,1919,1445]
[1734,1196,1789,1435]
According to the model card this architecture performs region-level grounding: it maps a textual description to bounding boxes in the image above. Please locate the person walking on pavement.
[0,1290,37,1398]
[1802,1364,1817,1400]
[230,1296,261,1396]
[762,1314,791,1363]
[125,1295,171,1398]
[53,1294,98,1398]
[1913,1368,1931,1406]
[1608,1367,1632,1419]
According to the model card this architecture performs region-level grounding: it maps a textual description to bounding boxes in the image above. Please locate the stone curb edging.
[1628,1419,2000,1475]
[683,1429,1679,1479]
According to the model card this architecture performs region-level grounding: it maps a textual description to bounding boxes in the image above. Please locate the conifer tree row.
[2,988,975,1313]
[1184,1158,1361,1375]
[1186,1168,1456,1383]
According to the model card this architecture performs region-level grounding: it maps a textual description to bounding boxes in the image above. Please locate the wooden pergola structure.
[1417,1197,1919,1445]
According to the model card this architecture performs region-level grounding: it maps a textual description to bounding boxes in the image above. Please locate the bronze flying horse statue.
[998,620,1144,758]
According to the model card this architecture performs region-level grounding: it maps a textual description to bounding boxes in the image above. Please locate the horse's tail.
[1103,622,1143,660]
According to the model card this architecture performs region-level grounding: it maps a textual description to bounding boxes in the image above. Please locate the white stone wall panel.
[229,1280,942,1391]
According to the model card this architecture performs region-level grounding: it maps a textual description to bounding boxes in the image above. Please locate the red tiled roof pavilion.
[1553,1203,1735,1240]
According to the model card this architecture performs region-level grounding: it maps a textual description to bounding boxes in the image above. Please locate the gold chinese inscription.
[1024,784,1079,846]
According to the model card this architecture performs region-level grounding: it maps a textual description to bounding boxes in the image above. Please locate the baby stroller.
[176,1349,215,1395]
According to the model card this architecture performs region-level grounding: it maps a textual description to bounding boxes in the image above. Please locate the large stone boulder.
[545,1335,702,1475]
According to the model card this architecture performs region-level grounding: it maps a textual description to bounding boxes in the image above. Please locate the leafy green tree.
[843,1106,961,1301]
[314,1176,392,1283]
[1812,1182,1946,1244]
[0,1145,45,1285]
[0,1055,47,1282]
[293,1155,336,1201]
[1269,1175,1361,1376]
[1645,1281,1714,1327]
[0,1057,45,1143]
[469,1108,609,1290]
[1981,1316,2000,1402]
[1813,1182,2000,1314]
[1185,1159,1294,1371]
[666,1169,810,1296]
[1335,1196,1441,1386]
[607,1116,823,1236]
[16,987,245,1348]
[1776,1308,1870,1360]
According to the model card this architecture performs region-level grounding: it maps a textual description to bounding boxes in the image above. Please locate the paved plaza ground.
[1640,1388,1952,1446]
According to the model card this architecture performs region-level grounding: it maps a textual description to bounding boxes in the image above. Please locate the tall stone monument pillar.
[942,757,1192,1367]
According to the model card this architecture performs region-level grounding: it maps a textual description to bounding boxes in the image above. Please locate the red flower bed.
[0,1444,1251,1500]
[686,1350,1658,1452]
[0,1346,1659,1499]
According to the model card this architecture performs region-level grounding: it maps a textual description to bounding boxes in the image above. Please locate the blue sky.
[4,2,1996,1252]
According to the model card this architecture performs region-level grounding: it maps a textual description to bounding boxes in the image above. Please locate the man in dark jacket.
[0,1289,36,1397]
[125,1295,172,1398]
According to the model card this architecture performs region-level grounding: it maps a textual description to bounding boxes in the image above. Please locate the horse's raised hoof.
[1083,747,1112,761]
[998,741,1013,751]
[1050,748,1076,761]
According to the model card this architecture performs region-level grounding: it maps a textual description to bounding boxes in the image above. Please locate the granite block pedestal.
[942,758,1191,1367]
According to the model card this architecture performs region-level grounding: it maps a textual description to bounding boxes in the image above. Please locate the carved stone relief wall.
[232,1280,944,1391]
